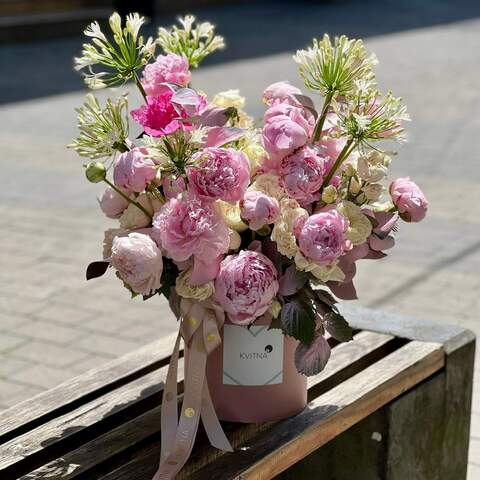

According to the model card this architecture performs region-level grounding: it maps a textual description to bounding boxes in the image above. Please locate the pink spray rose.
[390,177,428,222]
[152,196,229,284]
[240,190,280,230]
[279,146,327,204]
[99,186,129,219]
[130,91,183,137]
[215,250,279,325]
[187,148,250,202]
[262,114,309,167]
[263,81,302,106]
[110,232,163,296]
[142,54,191,95]
[298,210,351,265]
[113,148,156,193]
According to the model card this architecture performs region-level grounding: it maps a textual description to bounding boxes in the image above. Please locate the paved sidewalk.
[0,3,479,476]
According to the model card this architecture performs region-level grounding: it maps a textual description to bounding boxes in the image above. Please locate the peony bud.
[85,162,106,183]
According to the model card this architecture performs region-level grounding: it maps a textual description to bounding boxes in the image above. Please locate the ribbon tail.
[152,327,207,480]
[201,380,233,452]
[159,332,181,466]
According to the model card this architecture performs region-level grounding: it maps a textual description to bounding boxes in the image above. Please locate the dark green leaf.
[324,311,354,342]
[280,299,315,344]
[86,261,109,280]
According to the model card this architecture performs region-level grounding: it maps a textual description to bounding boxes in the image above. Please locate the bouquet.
[70,12,428,478]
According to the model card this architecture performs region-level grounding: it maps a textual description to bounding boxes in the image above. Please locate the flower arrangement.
[70,12,428,477]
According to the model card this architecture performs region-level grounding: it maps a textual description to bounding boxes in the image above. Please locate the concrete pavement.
[0,1,479,475]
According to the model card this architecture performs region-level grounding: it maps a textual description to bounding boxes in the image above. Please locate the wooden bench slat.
[0,359,184,478]
[185,340,444,480]
[65,331,396,480]
[0,333,178,444]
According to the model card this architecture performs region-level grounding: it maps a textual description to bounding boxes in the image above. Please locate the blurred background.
[0,0,479,475]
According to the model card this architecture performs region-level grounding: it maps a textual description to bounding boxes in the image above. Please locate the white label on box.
[222,325,284,386]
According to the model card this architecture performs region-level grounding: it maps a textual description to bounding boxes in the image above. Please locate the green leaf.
[324,311,354,342]
[280,299,316,344]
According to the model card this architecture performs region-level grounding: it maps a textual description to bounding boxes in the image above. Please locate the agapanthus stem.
[312,92,334,144]
[134,73,148,103]
[320,138,356,191]
[104,178,153,221]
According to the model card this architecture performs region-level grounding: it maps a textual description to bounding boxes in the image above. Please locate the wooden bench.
[0,306,475,480]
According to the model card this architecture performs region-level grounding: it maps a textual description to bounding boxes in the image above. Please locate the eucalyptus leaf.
[324,311,354,342]
[295,334,331,376]
[280,299,315,344]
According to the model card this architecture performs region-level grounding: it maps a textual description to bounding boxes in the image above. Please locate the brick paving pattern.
[0,3,479,474]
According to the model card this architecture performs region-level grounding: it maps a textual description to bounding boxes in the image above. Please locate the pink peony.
[111,232,163,296]
[263,81,302,106]
[214,250,279,325]
[99,186,129,219]
[151,196,229,284]
[142,54,191,95]
[390,177,428,222]
[113,148,156,193]
[264,103,315,137]
[262,114,309,167]
[279,146,327,204]
[240,191,280,230]
[187,148,250,202]
[298,210,350,265]
[130,91,183,137]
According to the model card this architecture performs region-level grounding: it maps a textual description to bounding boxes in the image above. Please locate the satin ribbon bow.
[152,298,233,480]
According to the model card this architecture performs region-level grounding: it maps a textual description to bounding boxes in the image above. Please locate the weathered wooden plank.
[0,359,184,479]
[344,304,475,354]
[185,341,444,480]
[386,372,446,479]
[87,331,396,480]
[0,332,178,443]
[277,407,388,480]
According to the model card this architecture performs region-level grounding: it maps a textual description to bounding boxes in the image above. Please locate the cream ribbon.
[152,298,233,480]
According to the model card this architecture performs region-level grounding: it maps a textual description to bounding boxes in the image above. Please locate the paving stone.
[32,301,98,325]
[470,437,480,467]
[0,355,31,377]
[0,332,29,354]
[11,319,87,345]
[13,364,75,390]
[66,353,113,374]
[11,340,88,367]
[75,333,142,357]
[0,378,29,400]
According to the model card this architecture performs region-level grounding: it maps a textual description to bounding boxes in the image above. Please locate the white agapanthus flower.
[68,93,129,159]
[74,12,155,90]
[157,15,225,69]
[293,34,378,97]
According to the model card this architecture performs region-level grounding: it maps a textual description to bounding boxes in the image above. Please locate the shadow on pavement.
[1,0,479,104]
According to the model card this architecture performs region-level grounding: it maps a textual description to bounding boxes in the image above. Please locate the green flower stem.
[103,178,153,221]
[320,137,356,191]
[312,92,334,144]
[148,184,166,204]
[134,72,148,103]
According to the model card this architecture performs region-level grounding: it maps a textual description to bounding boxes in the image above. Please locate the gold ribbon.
[152,298,233,480]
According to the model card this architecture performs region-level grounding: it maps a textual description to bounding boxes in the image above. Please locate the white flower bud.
[321,185,337,204]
